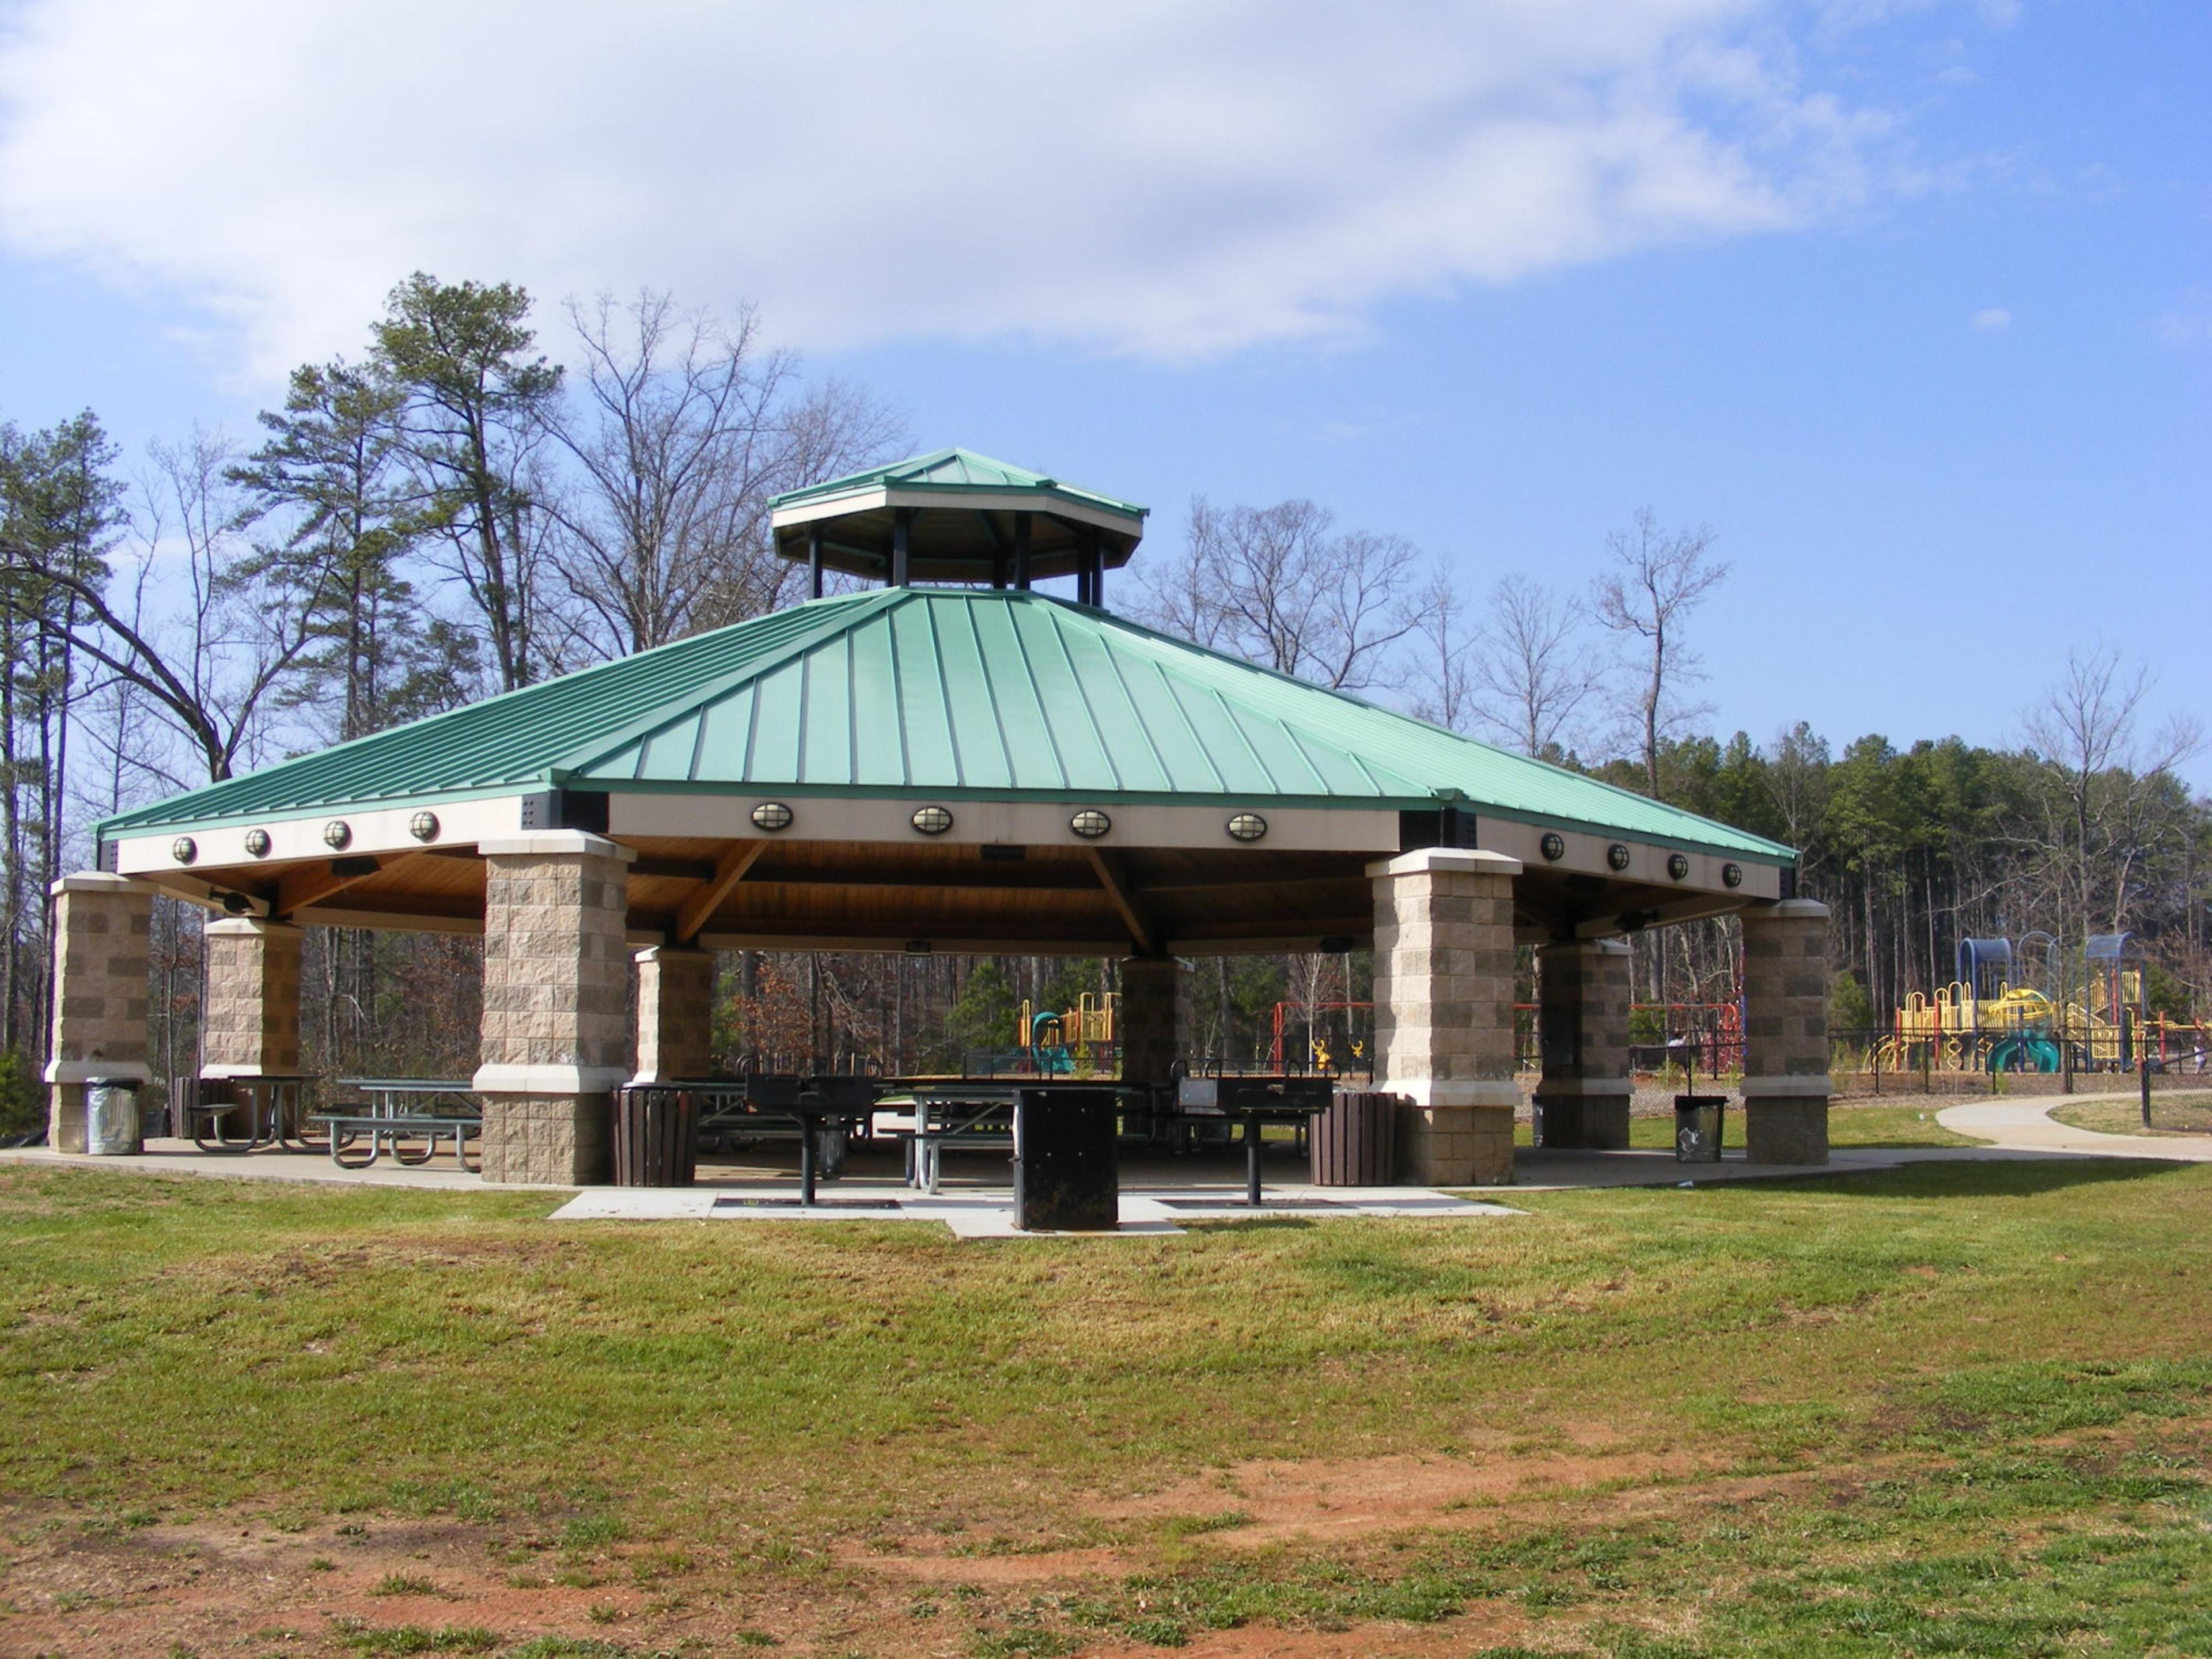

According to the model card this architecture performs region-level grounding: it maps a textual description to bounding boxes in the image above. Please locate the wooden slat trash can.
[613,1086,699,1187]
[1310,1090,1398,1186]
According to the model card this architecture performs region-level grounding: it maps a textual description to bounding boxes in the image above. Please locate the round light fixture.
[1667,853,1690,881]
[1722,862,1744,889]
[243,828,271,859]
[408,810,440,843]
[1226,812,1268,843]
[751,801,793,832]
[171,836,197,865]
[1540,832,1566,862]
[1069,809,1111,839]
[1606,842,1632,872]
[322,820,352,850]
[910,805,953,836]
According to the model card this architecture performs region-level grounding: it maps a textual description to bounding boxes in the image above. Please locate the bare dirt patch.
[1096,1442,1713,1548]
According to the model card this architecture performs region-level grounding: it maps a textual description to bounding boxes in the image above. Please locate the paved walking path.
[1936,1090,2212,1161]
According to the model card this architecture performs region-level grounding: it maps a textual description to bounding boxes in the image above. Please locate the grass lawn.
[2,1157,2209,1656]
[2051,1092,2212,1138]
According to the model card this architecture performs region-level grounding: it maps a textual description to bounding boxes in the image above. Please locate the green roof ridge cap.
[770,446,1147,520]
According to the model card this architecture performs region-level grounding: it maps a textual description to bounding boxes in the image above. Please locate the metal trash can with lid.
[85,1078,143,1156]
[1674,1094,1725,1162]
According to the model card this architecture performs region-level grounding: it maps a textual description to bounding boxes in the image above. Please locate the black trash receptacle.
[1012,1089,1119,1230]
[1674,1094,1725,1162]
[1310,1090,1398,1185]
[613,1085,698,1186]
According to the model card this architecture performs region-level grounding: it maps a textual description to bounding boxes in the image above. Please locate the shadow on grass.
[1787,1156,2196,1201]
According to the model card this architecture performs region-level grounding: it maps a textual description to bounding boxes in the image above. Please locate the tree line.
[2,272,2205,1120]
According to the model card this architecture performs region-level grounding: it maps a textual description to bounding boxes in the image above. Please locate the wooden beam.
[275,855,393,918]
[675,839,767,943]
[1084,847,1156,956]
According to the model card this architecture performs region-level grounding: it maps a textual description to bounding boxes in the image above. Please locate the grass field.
[2051,1092,2212,1138]
[2,1156,2209,1656]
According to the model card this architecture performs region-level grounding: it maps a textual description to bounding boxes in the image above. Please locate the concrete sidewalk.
[1936,1090,2212,1161]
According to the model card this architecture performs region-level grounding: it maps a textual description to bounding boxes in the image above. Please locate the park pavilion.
[48,449,1831,1185]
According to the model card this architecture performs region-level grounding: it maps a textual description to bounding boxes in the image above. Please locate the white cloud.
[1971,306,2012,331]
[0,0,1911,378]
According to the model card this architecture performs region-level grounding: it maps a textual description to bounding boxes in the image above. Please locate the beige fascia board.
[772,486,1142,541]
[111,794,528,880]
[1482,818,1782,901]
[608,793,1400,855]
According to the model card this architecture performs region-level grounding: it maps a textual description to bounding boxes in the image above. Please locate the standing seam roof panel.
[1017,603,1124,794]
[968,599,1066,791]
[938,602,1018,791]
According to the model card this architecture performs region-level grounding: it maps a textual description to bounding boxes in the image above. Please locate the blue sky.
[1,0,2205,786]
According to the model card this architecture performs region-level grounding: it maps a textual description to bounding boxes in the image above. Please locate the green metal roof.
[768,447,1148,526]
[97,589,1793,862]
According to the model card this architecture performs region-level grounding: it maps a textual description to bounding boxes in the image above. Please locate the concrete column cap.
[633,944,713,963]
[472,1062,631,1094]
[50,871,147,896]
[44,1059,153,1084]
[1366,847,1523,880]
[478,831,636,862]
[1751,898,1830,921]
[204,916,305,937]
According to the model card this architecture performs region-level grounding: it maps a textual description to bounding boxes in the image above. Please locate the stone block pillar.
[474,832,635,1184]
[200,918,304,1078]
[632,946,715,1084]
[1532,939,1633,1149]
[43,873,153,1153]
[1116,957,1183,1093]
[1740,899,1832,1164]
[1368,849,1521,1185]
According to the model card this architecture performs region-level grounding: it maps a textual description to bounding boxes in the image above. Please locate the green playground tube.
[1988,1035,2062,1073]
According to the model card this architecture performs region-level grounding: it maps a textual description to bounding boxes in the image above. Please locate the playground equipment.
[1884,931,2193,1073]
[1268,1000,1373,1074]
[1013,992,1118,1075]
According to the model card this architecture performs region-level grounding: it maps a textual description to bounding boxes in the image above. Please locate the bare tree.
[2021,644,2203,941]
[546,291,906,657]
[1141,497,1421,690]
[1592,508,1730,797]
[1407,565,1475,732]
[0,428,339,786]
[1469,573,1606,757]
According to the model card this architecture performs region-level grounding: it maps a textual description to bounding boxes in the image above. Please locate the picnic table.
[187,1073,322,1154]
[310,1078,482,1171]
[870,1080,1022,1194]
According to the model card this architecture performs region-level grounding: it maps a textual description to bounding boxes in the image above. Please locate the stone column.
[1532,939,1633,1148]
[474,832,635,1184]
[43,873,153,1153]
[1740,899,1832,1164]
[200,918,304,1077]
[632,946,715,1084]
[1116,957,1182,1093]
[1369,849,1521,1184]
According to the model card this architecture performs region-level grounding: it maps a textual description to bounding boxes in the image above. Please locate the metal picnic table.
[188,1073,323,1154]
[316,1078,482,1171]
